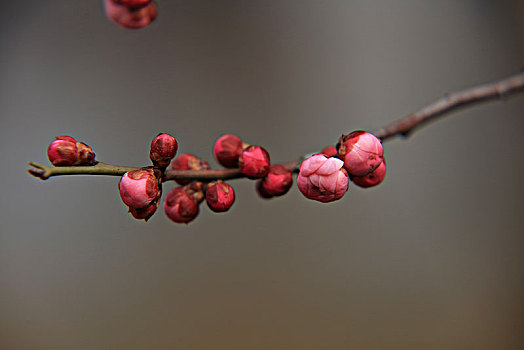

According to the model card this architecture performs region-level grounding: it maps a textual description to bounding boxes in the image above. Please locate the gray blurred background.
[1,1,523,349]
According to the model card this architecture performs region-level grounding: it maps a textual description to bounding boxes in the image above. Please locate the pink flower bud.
[164,187,199,224]
[149,133,178,168]
[103,0,157,29]
[171,153,210,185]
[47,136,95,166]
[205,182,235,213]
[47,136,78,166]
[213,134,244,168]
[296,154,349,203]
[238,145,270,179]
[337,131,384,176]
[118,168,161,209]
[129,201,158,221]
[257,164,293,197]
[321,145,338,157]
[351,161,386,188]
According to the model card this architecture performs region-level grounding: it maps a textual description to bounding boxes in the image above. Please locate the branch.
[372,72,524,141]
[28,71,524,181]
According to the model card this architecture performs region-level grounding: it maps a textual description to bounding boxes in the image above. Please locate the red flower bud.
[103,0,157,29]
[171,153,210,185]
[297,154,349,203]
[47,136,78,166]
[129,201,158,221]
[205,182,235,213]
[213,134,244,168]
[238,145,270,179]
[257,164,293,197]
[113,0,151,8]
[149,133,178,168]
[321,145,338,157]
[337,131,384,176]
[164,187,199,224]
[351,161,386,188]
[47,136,95,166]
[118,168,161,209]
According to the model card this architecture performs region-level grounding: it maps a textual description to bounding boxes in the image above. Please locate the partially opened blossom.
[297,154,349,203]
[337,131,384,176]
[118,168,161,209]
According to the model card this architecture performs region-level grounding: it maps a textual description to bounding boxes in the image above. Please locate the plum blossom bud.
[297,154,349,203]
[103,0,157,29]
[213,134,244,168]
[164,187,199,224]
[205,182,235,213]
[337,131,384,176]
[171,153,210,185]
[351,161,386,188]
[47,136,77,166]
[150,133,178,168]
[113,0,151,8]
[129,201,158,221]
[47,136,95,166]
[118,168,161,209]
[321,145,338,157]
[257,164,293,198]
[238,145,270,179]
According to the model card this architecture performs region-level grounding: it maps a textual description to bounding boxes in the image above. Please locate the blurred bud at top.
[297,154,349,203]
[118,168,161,209]
[213,134,244,168]
[150,133,178,168]
[171,153,210,185]
[321,145,338,157]
[205,182,235,213]
[103,0,157,30]
[47,136,95,166]
[238,145,270,179]
[337,131,384,176]
[257,164,293,198]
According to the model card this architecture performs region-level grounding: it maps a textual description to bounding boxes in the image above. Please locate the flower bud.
[321,145,338,157]
[129,201,158,221]
[47,136,78,166]
[149,133,178,168]
[171,153,210,185]
[337,131,384,176]
[118,168,161,209]
[164,187,199,224]
[103,0,157,29]
[47,136,95,166]
[213,134,244,168]
[351,161,386,188]
[297,154,349,203]
[205,182,235,213]
[75,142,95,166]
[257,164,293,197]
[113,0,151,8]
[238,145,270,179]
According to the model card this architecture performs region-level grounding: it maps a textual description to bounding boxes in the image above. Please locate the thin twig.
[28,72,524,181]
[372,72,524,141]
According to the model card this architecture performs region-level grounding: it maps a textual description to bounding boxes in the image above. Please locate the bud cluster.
[103,0,157,29]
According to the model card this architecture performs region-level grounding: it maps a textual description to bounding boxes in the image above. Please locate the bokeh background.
[1,1,523,349]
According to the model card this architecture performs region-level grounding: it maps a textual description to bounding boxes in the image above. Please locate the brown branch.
[372,72,524,141]
[28,71,524,181]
